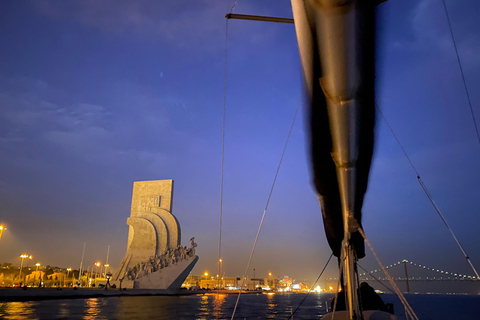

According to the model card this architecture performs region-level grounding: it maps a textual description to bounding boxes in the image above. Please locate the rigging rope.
[288,253,333,319]
[441,0,480,145]
[230,90,303,320]
[217,16,229,296]
[377,107,480,279]
[218,0,240,297]
[330,254,345,320]
[357,227,419,320]
[357,264,396,295]
[417,178,480,279]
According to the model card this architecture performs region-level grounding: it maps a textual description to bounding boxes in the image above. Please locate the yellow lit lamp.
[19,254,32,281]
[66,268,72,282]
[104,263,110,279]
[0,225,6,240]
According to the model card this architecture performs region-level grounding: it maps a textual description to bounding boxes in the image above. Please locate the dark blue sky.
[0,0,479,282]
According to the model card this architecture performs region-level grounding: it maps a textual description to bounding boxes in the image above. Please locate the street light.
[93,262,101,286]
[66,268,72,287]
[0,225,6,240]
[35,263,41,286]
[104,264,110,277]
[19,254,32,283]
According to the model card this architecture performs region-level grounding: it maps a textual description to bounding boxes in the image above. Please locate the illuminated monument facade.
[112,180,198,290]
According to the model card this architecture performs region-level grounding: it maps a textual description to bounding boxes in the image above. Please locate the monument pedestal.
[111,256,198,290]
[134,255,198,289]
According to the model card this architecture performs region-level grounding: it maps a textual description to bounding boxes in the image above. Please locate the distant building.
[25,271,45,282]
[198,277,239,289]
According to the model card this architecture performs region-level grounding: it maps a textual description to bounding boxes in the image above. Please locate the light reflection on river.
[0,293,479,319]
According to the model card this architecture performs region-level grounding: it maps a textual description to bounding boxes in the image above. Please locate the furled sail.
[291,0,376,259]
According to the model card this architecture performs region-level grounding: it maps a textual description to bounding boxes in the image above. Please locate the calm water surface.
[1,293,479,319]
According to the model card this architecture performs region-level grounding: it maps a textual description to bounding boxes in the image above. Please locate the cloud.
[31,0,227,47]
[0,76,191,170]
[393,0,480,68]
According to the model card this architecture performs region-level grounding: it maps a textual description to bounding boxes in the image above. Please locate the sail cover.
[292,0,376,258]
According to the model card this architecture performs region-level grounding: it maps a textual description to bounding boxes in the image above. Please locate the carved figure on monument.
[190,237,197,256]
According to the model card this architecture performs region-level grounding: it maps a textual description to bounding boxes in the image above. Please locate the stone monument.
[112,180,198,290]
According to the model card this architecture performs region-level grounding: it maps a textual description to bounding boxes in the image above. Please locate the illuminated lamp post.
[66,268,72,287]
[104,264,110,278]
[19,254,32,283]
[0,225,5,240]
[35,263,41,287]
[94,262,101,286]
[218,258,223,289]
[203,272,208,289]
[35,263,40,282]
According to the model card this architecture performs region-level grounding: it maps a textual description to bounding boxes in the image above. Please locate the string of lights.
[325,259,478,280]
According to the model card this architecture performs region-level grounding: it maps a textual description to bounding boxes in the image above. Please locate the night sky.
[0,0,479,282]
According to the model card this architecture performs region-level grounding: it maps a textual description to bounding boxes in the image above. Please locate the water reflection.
[197,294,210,320]
[266,292,278,319]
[0,292,345,319]
[212,293,226,319]
[84,298,101,320]
[0,301,37,320]
[58,301,70,318]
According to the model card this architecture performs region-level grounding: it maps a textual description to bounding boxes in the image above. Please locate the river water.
[1,293,479,319]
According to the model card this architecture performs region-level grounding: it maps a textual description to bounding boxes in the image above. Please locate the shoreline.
[0,288,266,302]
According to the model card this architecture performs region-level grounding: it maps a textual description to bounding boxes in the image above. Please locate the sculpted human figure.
[190,237,197,248]
[190,237,197,256]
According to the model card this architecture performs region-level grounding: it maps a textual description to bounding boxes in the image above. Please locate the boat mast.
[292,0,376,318]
